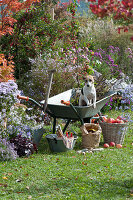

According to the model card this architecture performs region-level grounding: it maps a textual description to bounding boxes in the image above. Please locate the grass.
[0,110,133,200]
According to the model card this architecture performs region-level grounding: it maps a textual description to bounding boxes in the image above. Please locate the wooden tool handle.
[17,95,29,101]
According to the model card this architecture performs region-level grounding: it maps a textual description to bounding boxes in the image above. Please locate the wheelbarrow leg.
[53,117,56,134]
[63,119,71,133]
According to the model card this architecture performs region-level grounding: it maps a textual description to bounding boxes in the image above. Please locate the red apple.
[117,116,128,123]
[117,116,123,120]
[116,144,122,148]
[116,119,124,124]
[112,120,118,123]
[103,143,109,148]
[106,118,115,123]
[112,119,124,123]
[109,142,115,147]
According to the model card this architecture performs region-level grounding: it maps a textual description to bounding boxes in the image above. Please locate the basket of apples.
[99,116,128,145]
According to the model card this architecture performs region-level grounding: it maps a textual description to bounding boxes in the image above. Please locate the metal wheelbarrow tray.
[41,89,117,133]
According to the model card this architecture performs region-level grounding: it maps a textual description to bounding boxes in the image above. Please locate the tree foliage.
[0,0,80,78]
[0,0,40,37]
[88,0,133,40]
[0,54,15,82]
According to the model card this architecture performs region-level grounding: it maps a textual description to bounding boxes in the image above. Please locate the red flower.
[118,27,121,34]
[124,27,128,32]
[130,36,133,42]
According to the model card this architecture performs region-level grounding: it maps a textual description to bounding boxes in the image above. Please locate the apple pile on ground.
[103,142,122,148]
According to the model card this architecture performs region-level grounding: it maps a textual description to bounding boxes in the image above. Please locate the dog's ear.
[92,76,96,80]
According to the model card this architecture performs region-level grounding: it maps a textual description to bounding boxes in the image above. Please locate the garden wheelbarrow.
[17,85,118,135]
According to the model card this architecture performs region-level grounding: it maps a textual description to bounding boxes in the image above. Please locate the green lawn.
[0,110,133,200]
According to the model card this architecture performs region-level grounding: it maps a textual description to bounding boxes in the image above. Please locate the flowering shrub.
[121,84,133,111]
[0,80,37,139]
[19,45,123,102]
[0,80,39,160]
[102,84,133,112]
[0,138,18,161]
[0,80,20,134]
[123,48,133,80]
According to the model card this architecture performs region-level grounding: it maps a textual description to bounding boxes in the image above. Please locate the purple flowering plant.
[0,80,39,160]
[25,45,124,103]
[0,138,18,161]
[90,46,121,80]
[124,48,133,80]
[103,84,133,115]
[0,80,37,140]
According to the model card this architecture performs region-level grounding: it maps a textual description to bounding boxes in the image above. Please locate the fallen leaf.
[8,173,12,176]
[82,162,87,165]
[16,191,24,193]
[52,177,56,180]
[28,195,32,199]
[0,183,8,187]
[3,184,8,187]
[3,176,8,180]
[110,177,115,180]
[26,186,30,190]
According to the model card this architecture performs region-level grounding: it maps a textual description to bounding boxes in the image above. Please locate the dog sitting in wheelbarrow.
[71,75,96,108]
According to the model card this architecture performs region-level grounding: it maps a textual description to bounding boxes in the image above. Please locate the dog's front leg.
[93,96,96,108]
[79,96,82,106]
[84,96,90,106]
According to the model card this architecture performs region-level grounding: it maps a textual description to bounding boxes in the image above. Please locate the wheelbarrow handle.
[17,95,29,101]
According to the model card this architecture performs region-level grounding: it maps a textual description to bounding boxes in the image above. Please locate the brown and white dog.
[79,75,96,108]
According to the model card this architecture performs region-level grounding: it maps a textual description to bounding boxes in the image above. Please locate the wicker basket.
[99,122,128,144]
[80,123,102,149]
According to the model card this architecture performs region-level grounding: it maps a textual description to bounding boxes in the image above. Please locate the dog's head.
[84,75,94,88]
